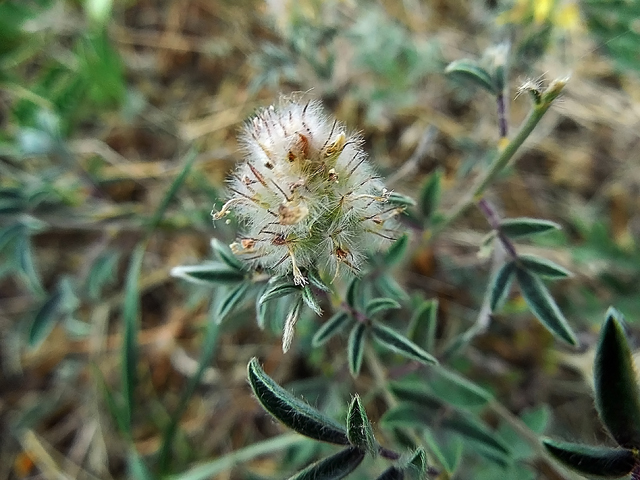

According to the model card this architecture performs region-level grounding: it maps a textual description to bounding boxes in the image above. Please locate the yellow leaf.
[534,0,554,24]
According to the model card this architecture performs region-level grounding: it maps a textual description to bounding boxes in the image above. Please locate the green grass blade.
[158,303,221,474]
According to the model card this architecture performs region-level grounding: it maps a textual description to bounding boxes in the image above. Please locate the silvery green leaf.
[595,307,640,448]
[287,446,365,480]
[247,358,349,445]
[375,274,409,303]
[515,267,577,346]
[429,366,492,408]
[210,238,243,270]
[215,281,250,323]
[0,222,24,253]
[259,280,299,306]
[255,284,269,330]
[422,431,462,475]
[542,439,635,478]
[282,297,303,353]
[388,192,416,207]
[445,59,496,93]
[384,235,409,267]
[489,261,516,311]
[518,254,571,280]
[499,218,560,239]
[365,298,401,318]
[347,395,376,456]
[371,324,438,366]
[346,277,361,309]
[307,268,330,292]
[171,262,245,285]
[407,299,438,352]
[86,250,120,300]
[312,311,351,347]
[302,286,322,316]
[405,447,428,480]
[348,323,367,377]
[419,168,443,222]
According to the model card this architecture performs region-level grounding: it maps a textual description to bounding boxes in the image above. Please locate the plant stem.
[425,100,555,243]
[167,433,309,480]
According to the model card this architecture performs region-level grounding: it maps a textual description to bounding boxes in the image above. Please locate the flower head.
[214,97,401,285]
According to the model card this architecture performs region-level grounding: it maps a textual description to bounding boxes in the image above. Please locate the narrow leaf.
[171,263,245,285]
[282,298,303,353]
[375,467,404,480]
[255,284,269,330]
[407,299,438,353]
[445,59,496,93]
[499,218,560,239]
[419,168,443,221]
[247,358,349,445]
[429,367,492,408]
[422,430,462,475]
[259,280,299,306]
[375,274,410,303]
[372,324,438,365]
[128,450,157,480]
[405,447,428,480]
[346,277,361,309]
[365,298,401,318]
[122,243,145,433]
[302,286,323,316]
[384,234,409,267]
[388,192,416,207]
[542,439,635,477]
[312,311,351,347]
[86,250,120,300]
[210,238,243,270]
[516,267,578,346]
[388,381,443,412]
[489,261,515,311]
[595,307,640,448]
[214,281,250,323]
[147,148,196,232]
[287,446,365,480]
[348,323,367,377]
[518,255,572,280]
[29,288,62,348]
[347,395,376,456]
[307,268,330,292]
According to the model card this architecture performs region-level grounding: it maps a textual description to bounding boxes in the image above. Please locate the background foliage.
[1,0,640,478]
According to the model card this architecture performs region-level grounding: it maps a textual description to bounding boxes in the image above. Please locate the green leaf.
[255,284,269,330]
[517,255,571,280]
[282,297,303,353]
[423,430,462,475]
[214,282,250,322]
[542,439,636,478]
[127,450,157,480]
[387,192,416,207]
[302,286,323,316]
[371,324,438,366]
[388,381,443,412]
[375,466,404,480]
[429,367,492,408]
[287,446,365,480]
[171,262,245,285]
[595,307,640,449]
[445,59,496,93]
[147,148,196,232]
[347,395,376,456]
[489,261,515,311]
[365,298,401,318]
[382,404,509,459]
[346,277,361,309]
[86,250,120,300]
[29,288,62,348]
[384,234,409,266]
[247,358,349,445]
[210,238,243,271]
[375,274,410,303]
[419,168,443,222]
[312,311,351,347]
[307,268,330,292]
[348,323,367,377]
[259,279,300,305]
[15,232,44,294]
[499,218,560,240]
[407,299,438,353]
[0,222,23,253]
[405,447,428,480]
[122,243,145,433]
[515,267,577,346]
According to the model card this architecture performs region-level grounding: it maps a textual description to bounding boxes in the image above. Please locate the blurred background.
[1,0,640,478]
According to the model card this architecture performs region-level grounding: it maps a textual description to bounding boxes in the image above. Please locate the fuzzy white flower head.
[213,97,401,285]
